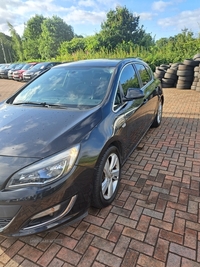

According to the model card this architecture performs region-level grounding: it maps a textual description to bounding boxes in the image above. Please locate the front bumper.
[0,73,8,79]
[0,165,93,237]
[23,75,33,82]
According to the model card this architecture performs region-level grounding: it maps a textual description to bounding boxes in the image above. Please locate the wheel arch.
[94,138,123,171]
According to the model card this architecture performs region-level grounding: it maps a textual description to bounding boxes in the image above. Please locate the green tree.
[59,37,86,55]
[7,22,23,61]
[39,16,74,59]
[23,15,45,60]
[99,6,151,50]
[0,32,14,63]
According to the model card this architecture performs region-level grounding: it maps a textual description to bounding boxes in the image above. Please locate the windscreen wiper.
[13,101,48,106]
[13,102,66,108]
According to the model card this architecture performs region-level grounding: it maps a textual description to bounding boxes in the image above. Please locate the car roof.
[57,58,145,68]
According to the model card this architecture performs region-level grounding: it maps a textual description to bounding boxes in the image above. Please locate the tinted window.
[119,65,140,95]
[135,64,151,86]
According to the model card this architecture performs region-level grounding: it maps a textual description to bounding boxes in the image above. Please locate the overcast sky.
[0,0,200,40]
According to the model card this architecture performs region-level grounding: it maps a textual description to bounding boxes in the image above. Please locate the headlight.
[34,71,41,76]
[6,145,80,188]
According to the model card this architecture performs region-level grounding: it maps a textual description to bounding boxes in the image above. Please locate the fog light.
[31,204,61,220]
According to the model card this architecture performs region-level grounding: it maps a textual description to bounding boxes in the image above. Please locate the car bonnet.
[0,103,102,158]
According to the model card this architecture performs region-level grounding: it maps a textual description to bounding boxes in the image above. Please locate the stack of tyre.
[154,63,178,88]
[191,65,200,90]
[176,59,200,89]
[191,54,200,91]
[154,64,169,84]
[162,63,179,88]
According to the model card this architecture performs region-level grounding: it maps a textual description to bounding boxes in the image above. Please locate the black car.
[0,58,163,237]
[0,63,19,79]
[22,61,61,82]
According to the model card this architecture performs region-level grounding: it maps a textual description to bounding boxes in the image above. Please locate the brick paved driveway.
[0,79,200,267]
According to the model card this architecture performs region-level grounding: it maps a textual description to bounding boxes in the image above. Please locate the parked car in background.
[0,58,163,237]
[0,63,19,79]
[13,62,38,81]
[0,64,10,78]
[23,61,62,82]
[8,63,26,79]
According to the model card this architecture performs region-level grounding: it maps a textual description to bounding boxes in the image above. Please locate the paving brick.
[176,210,197,222]
[4,240,24,258]
[20,259,41,267]
[198,241,200,262]
[129,239,154,256]
[186,221,200,232]
[91,236,114,252]
[71,221,90,240]
[84,214,104,226]
[96,250,122,267]
[169,243,196,260]
[178,192,189,205]
[136,199,155,210]
[91,262,106,267]
[101,213,118,230]
[122,227,145,241]
[173,217,185,235]
[111,206,131,217]
[130,205,143,220]
[163,207,175,223]
[145,226,159,245]
[116,215,137,228]
[36,231,60,251]
[159,229,183,244]
[37,243,61,267]
[77,246,99,267]
[146,191,159,205]
[113,235,130,258]
[155,198,167,212]
[182,258,200,267]
[167,201,187,212]
[87,225,109,239]
[56,234,77,249]
[107,223,124,242]
[188,200,198,214]
[154,238,169,262]
[136,215,151,232]
[184,228,197,250]
[18,244,43,262]
[57,247,82,265]
[143,208,163,220]
[151,218,172,231]
[48,258,64,267]
[121,249,139,267]
[166,253,181,267]
[137,254,165,267]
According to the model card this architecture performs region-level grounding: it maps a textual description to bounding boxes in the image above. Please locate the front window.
[119,65,140,95]
[135,64,152,86]
[113,64,140,111]
[11,66,114,109]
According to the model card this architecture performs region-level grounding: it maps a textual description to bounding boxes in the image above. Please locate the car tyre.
[92,146,121,209]
[151,100,163,128]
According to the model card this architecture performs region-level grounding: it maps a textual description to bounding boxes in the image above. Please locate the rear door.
[134,63,158,128]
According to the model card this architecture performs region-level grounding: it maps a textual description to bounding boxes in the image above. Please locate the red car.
[13,62,38,81]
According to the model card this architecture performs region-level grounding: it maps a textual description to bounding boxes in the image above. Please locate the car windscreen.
[21,63,34,70]
[12,66,114,109]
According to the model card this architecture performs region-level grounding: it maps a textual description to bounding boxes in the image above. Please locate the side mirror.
[123,88,144,101]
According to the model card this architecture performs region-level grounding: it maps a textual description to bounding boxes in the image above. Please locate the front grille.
[0,218,12,229]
